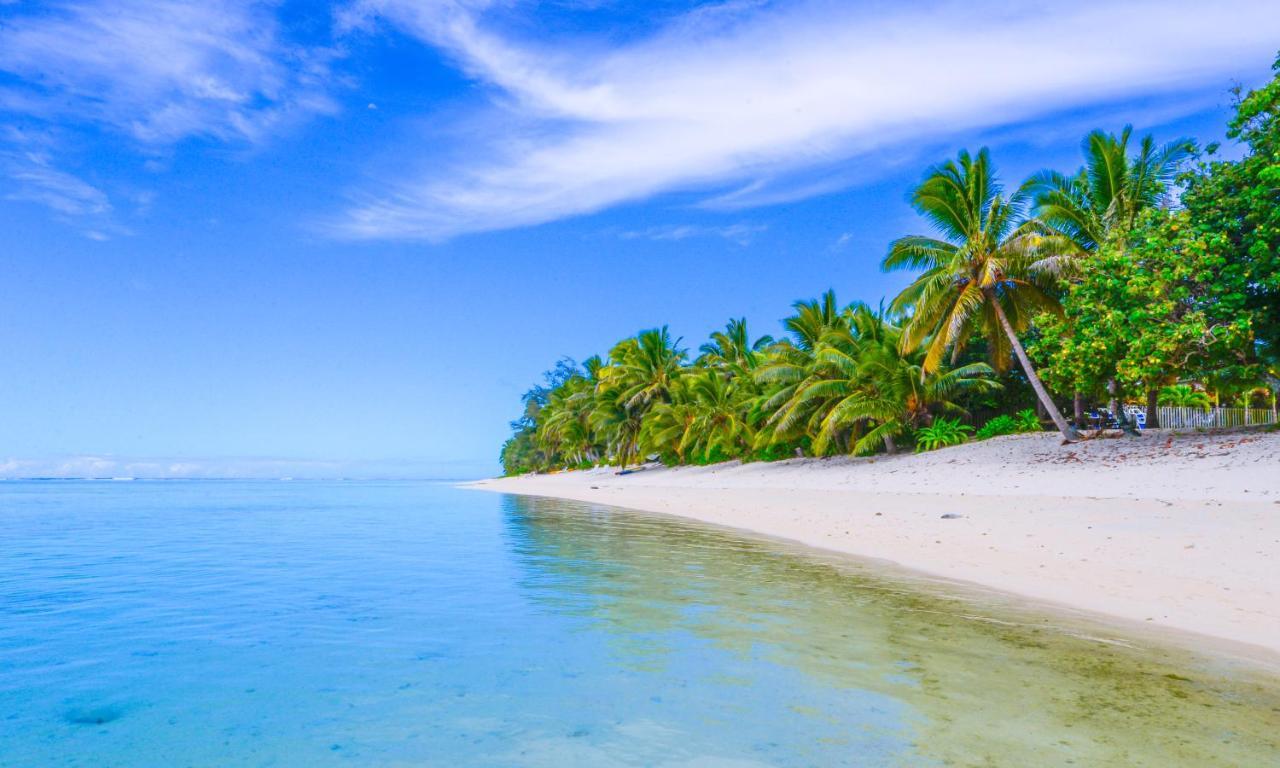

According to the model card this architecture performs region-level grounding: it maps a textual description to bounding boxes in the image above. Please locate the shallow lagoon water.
[1,481,1276,767]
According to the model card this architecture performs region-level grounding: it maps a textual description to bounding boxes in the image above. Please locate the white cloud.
[333,0,1280,240]
[0,0,338,144]
[0,0,340,234]
[619,222,765,246]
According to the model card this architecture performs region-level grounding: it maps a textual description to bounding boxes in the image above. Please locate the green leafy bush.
[976,409,1042,440]
[1015,409,1041,432]
[915,418,973,452]
[1158,384,1212,411]
[976,414,1019,440]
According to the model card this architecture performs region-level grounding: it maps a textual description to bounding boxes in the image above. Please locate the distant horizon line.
[0,475,489,483]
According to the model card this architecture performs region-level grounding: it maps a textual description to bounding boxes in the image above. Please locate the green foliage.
[1158,384,1212,411]
[974,409,1042,440]
[1015,409,1042,432]
[976,414,1019,440]
[1179,54,1280,369]
[1035,208,1257,403]
[915,418,973,452]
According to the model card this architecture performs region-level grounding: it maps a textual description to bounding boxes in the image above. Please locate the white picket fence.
[1156,406,1278,429]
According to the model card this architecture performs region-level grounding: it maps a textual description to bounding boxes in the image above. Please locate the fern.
[1015,409,1042,432]
[915,418,973,451]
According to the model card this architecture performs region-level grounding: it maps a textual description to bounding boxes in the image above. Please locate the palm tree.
[698,318,774,372]
[597,327,687,468]
[1030,126,1195,274]
[784,290,849,351]
[747,292,857,452]
[536,377,587,466]
[760,305,997,455]
[751,340,822,451]
[641,369,755,463]
[684,369,756,460]
[882,148,1078,441]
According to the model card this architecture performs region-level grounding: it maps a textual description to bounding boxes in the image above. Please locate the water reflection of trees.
[500,494,1280,767]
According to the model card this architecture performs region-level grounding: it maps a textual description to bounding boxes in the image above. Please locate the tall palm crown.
[883,149,1057,374]
[1030,126,1194,271]
[698,318,773,372]
[882,148,1076,440]
[785,290,849,351]
[602,327,687,411]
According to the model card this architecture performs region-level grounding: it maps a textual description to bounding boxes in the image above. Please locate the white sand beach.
[472,429,1280,660]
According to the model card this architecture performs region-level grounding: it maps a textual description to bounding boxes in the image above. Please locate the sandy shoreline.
[470,429,1280,662]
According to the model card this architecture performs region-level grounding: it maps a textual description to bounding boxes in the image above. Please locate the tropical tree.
[1028,126,1195,275]
[1042,208,1258,427]
[1028,127,1194,426]
[698,318,774,372]
[881,148,1078,440]
[758,305,998,455]
[748,292,854,451]
[1180,54,1280,372]
[784,290,850,351]
[596,327,687,467]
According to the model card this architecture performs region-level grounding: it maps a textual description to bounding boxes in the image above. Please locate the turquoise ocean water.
[1,481,1276,767]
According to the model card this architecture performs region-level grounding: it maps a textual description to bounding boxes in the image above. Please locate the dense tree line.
[502,56,1280,475]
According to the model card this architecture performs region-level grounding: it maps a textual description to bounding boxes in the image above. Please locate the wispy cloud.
[1,148,131,238]
[333,0,1280,240]
[619,222,766,246]
[5,154,109,217]
[0,0,341,234]
[0,0,338,144]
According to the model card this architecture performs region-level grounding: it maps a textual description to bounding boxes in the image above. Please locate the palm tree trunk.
[1073,391,1084,428]
[883,433,897,455]
[990,298,1078,442]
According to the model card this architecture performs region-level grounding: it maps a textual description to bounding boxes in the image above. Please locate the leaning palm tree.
[882,148,1078,441]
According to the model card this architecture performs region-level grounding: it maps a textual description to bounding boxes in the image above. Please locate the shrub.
[976,409,1042,440]
[1015,409,1042,432]
[915,418,973,452]
[976,414,1019,440]
[1158,383,1212,411]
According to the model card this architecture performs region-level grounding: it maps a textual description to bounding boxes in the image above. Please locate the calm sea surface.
[1,481,1276,767]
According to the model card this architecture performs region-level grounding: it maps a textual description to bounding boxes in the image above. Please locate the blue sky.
[1,0,1278,479]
